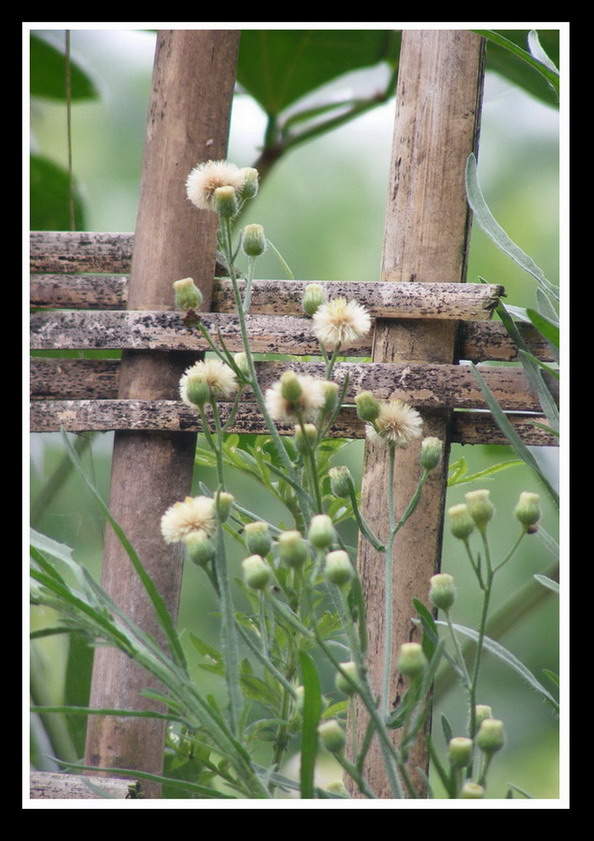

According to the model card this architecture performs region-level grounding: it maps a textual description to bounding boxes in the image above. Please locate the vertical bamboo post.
[353,30,485,798]
[84,30,240,792]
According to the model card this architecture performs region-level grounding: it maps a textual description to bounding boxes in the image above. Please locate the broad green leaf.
[237,30,400,116]
[30,32,100,101]
[478,29,559,105]
[436,620,559,711]
[299,651,323,799]
[466,154,558,302]
[30,154,87,231]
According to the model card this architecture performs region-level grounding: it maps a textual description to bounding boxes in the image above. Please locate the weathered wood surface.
[31,272,503,322]
[30,356,554,413]
[29,398,557,447]
[82,30,240,796]
[351,31,487,798]
[29,771,135,800]
[30,308,554,363]
[29,231,134,273]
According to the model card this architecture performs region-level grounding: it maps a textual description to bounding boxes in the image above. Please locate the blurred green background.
[29,27,562,798]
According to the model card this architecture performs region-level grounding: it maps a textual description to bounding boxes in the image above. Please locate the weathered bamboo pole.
[351,30,486,798]
[83,30,240,794]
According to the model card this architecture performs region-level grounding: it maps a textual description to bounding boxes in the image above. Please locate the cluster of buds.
[448,489,541,540]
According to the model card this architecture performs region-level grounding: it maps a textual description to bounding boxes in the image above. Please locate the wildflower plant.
[30,159,559,801]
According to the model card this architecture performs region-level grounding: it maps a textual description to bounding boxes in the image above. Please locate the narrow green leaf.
[441,713,454,747]
[470,363,559,507]
[466,154,558,301]
[476,29,559,99]
[526,307,560,348]
[299,651,323,799]
[534,574,560,595]
[436,620,559,711]
[543,669,560,688]
[527,30,559,73]
[447,457,523,487]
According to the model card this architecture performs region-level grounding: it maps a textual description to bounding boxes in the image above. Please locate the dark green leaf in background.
[481,29,560,107]
[237,30,401,116]
[30,154,87,231]
[30,32,100,101]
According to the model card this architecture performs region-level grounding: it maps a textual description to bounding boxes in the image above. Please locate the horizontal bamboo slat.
[29,398,556,447]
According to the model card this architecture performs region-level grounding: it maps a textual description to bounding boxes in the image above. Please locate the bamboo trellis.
[29,30,557,799]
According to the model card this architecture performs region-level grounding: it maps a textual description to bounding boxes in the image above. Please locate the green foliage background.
[29,27,562,798]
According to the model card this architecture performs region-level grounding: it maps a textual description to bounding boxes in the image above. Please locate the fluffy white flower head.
[161,496,217,545]
[186,160,246,211]
[265,373,327,424]
[312,298,371,350]
[180,359,237,406]
[366,398,423,448]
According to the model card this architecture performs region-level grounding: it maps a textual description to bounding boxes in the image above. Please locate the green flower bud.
[474,704,493,729]
[214,185,238,218]
[429,573,457,612]
[184,532,215,567]
[325,550,355,586]
[318,720,346,754]
[233,352,250,378]
[448,736,473,769]
[420,436,443,471]
[244,521,273,557]
[242,223,266,257]
[320,380,340,414]
[173,277,203,311]
[355,390,381,423]
[278,530,309,569]
[280,371,303,403]
[334,661,359,696]
[448,503,476,541]
[239,167,259,200]
[465,489,495,532]
[215,491,234,522]
[329,465,353,499]
[476,718,505,756]
[308,514,336,550]
[294,423,318,454]
[397,642,428,678]
[514,491,541,531]
[242,554,272,590]
[461,781,485,799]
[302,283,326,317]
[184,374,213,407]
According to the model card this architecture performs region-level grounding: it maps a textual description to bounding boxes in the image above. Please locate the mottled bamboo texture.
[82,30,240,792]
[351,31,486,798]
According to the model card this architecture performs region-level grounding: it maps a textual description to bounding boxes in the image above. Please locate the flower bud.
[294,685,305,713]
[334,661,359,696]
[242,554,272,590]
[420,437,443,471]
[461,781,485,799]
[242,223,266,257]
[474,704,493,729]
[280,371,303,403]
[465,489,495,531]
[320,380,340,415]
[233,352,250,378]
[215,491,234,522]
[302,283,326,317]
[429,573,457,612]
[325,550,355,586]
[355,391,381,423]
[173,277,203,311]
[184,532,215,567]
[294,423,317,454]
[278,530,309,569]
[448,736,473,769]
[397,642,428,678]
[318,720,346,754]
[239,167,259,200]
[308,514,336,550]
[448,504,475,541]
[214,185,238,218]
[514,491,541,530]
[244,521,273,557]
[476,718,505,756]
[329,465,353,499]
[184,374,213,407]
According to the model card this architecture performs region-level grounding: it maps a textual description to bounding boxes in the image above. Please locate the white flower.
[179,359,237,406]
[366,398,423,448]
[312,298,371,350]
[161,496,217,544]
[265,373,327,423]
[185,160,246,211]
